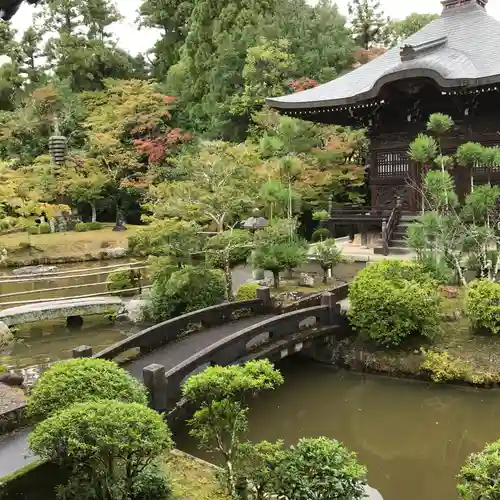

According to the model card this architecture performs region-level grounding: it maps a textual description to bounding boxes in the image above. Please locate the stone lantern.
[49,118,67,165]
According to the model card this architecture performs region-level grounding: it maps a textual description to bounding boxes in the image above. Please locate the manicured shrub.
[27,358,147,420]
[106,268,137,296]
[29,400,173,500]
[275,437,367,500]
[149,265,226,321]
[466,279,500,334]
[75,221,103,232]
[420,349,468,383]
[311,228,331,242]
[348,260,441,346]
[26,225,40,235]
[235,282,260,301]
[204,229,254,269]
[458,440,500,499]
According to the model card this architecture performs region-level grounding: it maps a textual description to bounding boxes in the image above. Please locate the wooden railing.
[330,204,391,218]
[381,196,403,255]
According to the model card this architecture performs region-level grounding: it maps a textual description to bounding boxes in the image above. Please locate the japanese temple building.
[266,0,500,251]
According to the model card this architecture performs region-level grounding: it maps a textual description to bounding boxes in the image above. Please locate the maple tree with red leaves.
[134,129,193,165]
[289,78,319,93]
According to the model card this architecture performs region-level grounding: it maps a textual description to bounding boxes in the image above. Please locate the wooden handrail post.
[382,218,389,256]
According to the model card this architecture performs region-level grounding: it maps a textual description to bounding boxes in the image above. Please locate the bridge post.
[143,364,167,412]
[257,287,272,311]
[72,345,93,358]
[321,292,339,325]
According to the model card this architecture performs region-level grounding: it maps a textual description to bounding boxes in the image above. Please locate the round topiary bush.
[311,228,331,242]
[458,440,500,499]
[275,437,367,500]
[39,222,51,234]
[348,260,441,346]
[106,268,137,296]
[27,358,148,420]
[235,282,260,301]
[204,230,254,269]
[29,400,173,500]
[149,265,226,321]
[466,279,500,334]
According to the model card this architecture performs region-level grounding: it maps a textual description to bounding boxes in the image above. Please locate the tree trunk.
[272,271,280,289]
[90,201,97,223]
[323,267,328,284]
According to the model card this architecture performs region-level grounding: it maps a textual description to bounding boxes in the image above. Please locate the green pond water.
[175,358,500,500]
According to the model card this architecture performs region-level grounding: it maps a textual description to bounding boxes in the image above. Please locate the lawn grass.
[164,450,229,500]
[0,225,140,265]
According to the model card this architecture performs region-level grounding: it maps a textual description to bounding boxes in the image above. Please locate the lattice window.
[375,151,409,177]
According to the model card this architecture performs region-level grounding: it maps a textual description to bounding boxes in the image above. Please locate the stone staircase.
[374,214,419,256]
[386,214,419,254]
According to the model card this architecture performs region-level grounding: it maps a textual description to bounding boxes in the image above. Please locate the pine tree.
[348,0,389,49]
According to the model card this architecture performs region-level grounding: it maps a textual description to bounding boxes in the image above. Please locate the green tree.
[388,13,439,46]
[29,400,173,500]
[38,0,133,92]
[348,0,389,49]
[250,240,307,289]
[183,360,284,498]
[148,265,226,320]
[458,439,500,500]
[148,142,260,231]
[275,437,367,500]
[129,218,203,267]
[312,238,344,284]
[27,358,147,420]
[230,38,296,119]
[139,0,194,78]
[456,142,485,193]
[60,158,108,221]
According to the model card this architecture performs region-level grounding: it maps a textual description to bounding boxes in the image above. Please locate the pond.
[176,358,500,500]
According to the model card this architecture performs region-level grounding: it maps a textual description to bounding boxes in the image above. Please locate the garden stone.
[0,372,24,387]
[102,247,127,259]
[12,265,58,276]
[125,299,148,323]
[0,321,10,337]
[252,269,265,280]
[299,273,315,288]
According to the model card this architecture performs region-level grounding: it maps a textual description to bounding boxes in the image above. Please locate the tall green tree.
[39,0,133,91]
[388,13,439,46]
[348,0,389,49]
[139,0,194,78]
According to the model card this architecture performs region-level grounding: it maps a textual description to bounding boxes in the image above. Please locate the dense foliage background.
[0,0,438,231]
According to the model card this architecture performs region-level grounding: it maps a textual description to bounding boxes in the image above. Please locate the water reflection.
[176,358,500,500]
[3,316,142,382]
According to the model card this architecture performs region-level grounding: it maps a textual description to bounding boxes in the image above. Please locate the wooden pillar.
[349,225,356,243]
[143,364,167,411]
[360,223,368,248]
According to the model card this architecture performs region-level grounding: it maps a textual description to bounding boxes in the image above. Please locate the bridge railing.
[143,293,342,411]
[93,288,273,362]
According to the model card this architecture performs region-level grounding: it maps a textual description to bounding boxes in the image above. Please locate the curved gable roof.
[267,3,500,110]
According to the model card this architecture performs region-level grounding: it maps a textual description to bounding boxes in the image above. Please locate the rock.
[124,299,148,323]
[364,485,384,500]
[12,265,58,276]
[252,269,265,280]
[0,372,24,387]
[0,321,10,337]
[0,321,13,348]
[102,247,128,259]
[298,273,315,288]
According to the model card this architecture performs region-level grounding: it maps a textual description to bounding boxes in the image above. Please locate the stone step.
[393,230,408,239]
[400,215,419,222]
[389,239,408,248]
[388,246,412,255]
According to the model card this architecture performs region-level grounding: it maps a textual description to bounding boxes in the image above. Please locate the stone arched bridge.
[73,286,350,412]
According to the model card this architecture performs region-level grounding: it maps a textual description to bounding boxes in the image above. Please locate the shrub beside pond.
[466,279,500,335]
[348,260,441,347]
[106,268,137,296]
